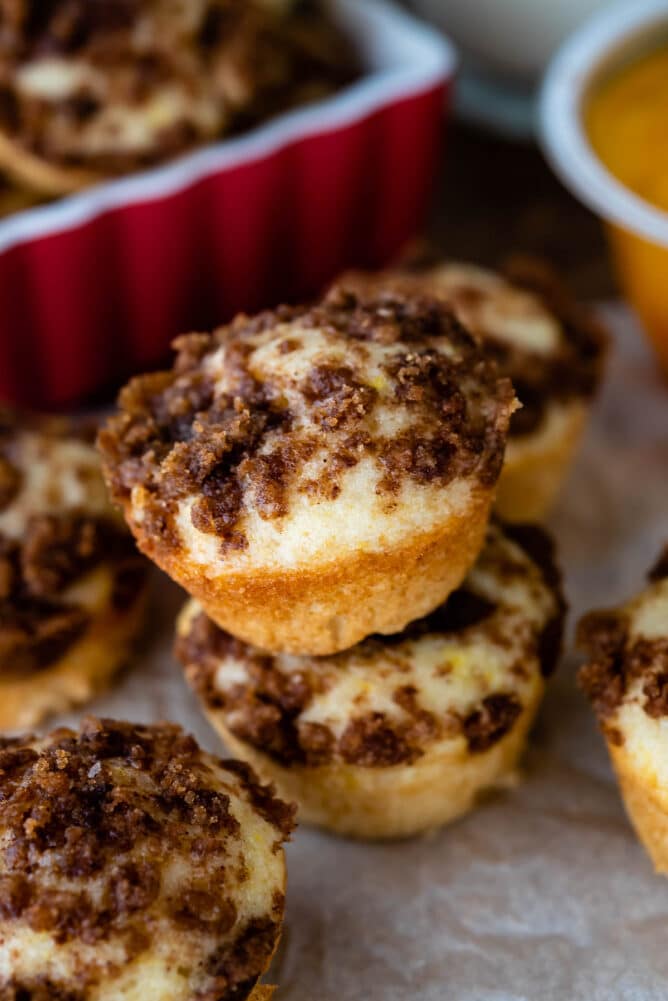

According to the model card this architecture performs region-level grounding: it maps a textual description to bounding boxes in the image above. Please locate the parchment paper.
[59,304,668,1000]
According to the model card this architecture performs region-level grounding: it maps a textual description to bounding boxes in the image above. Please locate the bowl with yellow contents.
[540,0,668,375]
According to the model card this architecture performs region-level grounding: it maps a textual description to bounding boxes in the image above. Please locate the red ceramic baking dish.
[0,0,455,409]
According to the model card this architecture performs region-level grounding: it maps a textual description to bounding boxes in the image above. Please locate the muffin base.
[198,681,544,840]
[134,486,494,656]
[495,400,588,523]
[0,129,102,196]
[611,745,668,875]
[0,573,148,730]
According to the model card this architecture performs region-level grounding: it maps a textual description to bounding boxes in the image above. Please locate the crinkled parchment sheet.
[58,305,668,1000]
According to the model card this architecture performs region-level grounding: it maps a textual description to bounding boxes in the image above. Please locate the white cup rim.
[539,0,668,248]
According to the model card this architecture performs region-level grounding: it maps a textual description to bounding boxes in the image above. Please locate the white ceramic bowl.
[539,0,668,376]
[413,0,610,82]
[539,0,668,248]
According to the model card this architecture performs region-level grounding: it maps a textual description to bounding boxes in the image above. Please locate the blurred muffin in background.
[0,0,359,194]
[330,255,608,522]
[0,408,149,729]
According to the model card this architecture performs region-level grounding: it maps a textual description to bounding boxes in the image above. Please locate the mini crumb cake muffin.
[0,410,148,729]
[176,522,565,839]
[0,717,294,999]
[0,0,357,194]
[99,291,517,656]
[331,255,607,522]
[578,547,668,874]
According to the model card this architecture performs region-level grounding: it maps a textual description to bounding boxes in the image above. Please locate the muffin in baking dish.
[0,0,357,195]
[0,717,294,1000]
[0,173,38,217]
[100,291,517,656]
[331,255,607,522]
[177,521,565,839]
[578,547,668,874]
[0,410,148,729]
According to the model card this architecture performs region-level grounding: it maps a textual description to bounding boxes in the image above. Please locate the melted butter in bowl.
[585,40,668,375]
[540,3,668,377]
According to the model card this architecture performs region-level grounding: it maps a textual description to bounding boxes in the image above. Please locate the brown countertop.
[427,121,616,301]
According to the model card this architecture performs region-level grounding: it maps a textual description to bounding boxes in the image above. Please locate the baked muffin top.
[178,522,564,767]
[0,718,294,1000]
[0,409,145,681]
[578,547,668,742]
[99,290,517,569]
[331,256,607,437]
[0,0,357,174]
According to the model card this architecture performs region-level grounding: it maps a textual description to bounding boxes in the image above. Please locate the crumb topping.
[461,693,523,753]
[579,614,668,722]
[578,555,668,724]
[0,0,358,173]
[0,978,85,1000]
[0,409,110,537]
[332,255,607,438]
[100,291,516,555]
[177,522,564,767]
[0,718,293,1001]
[0,514,146,678]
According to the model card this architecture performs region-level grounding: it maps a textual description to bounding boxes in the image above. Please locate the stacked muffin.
[98,266,602,839]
